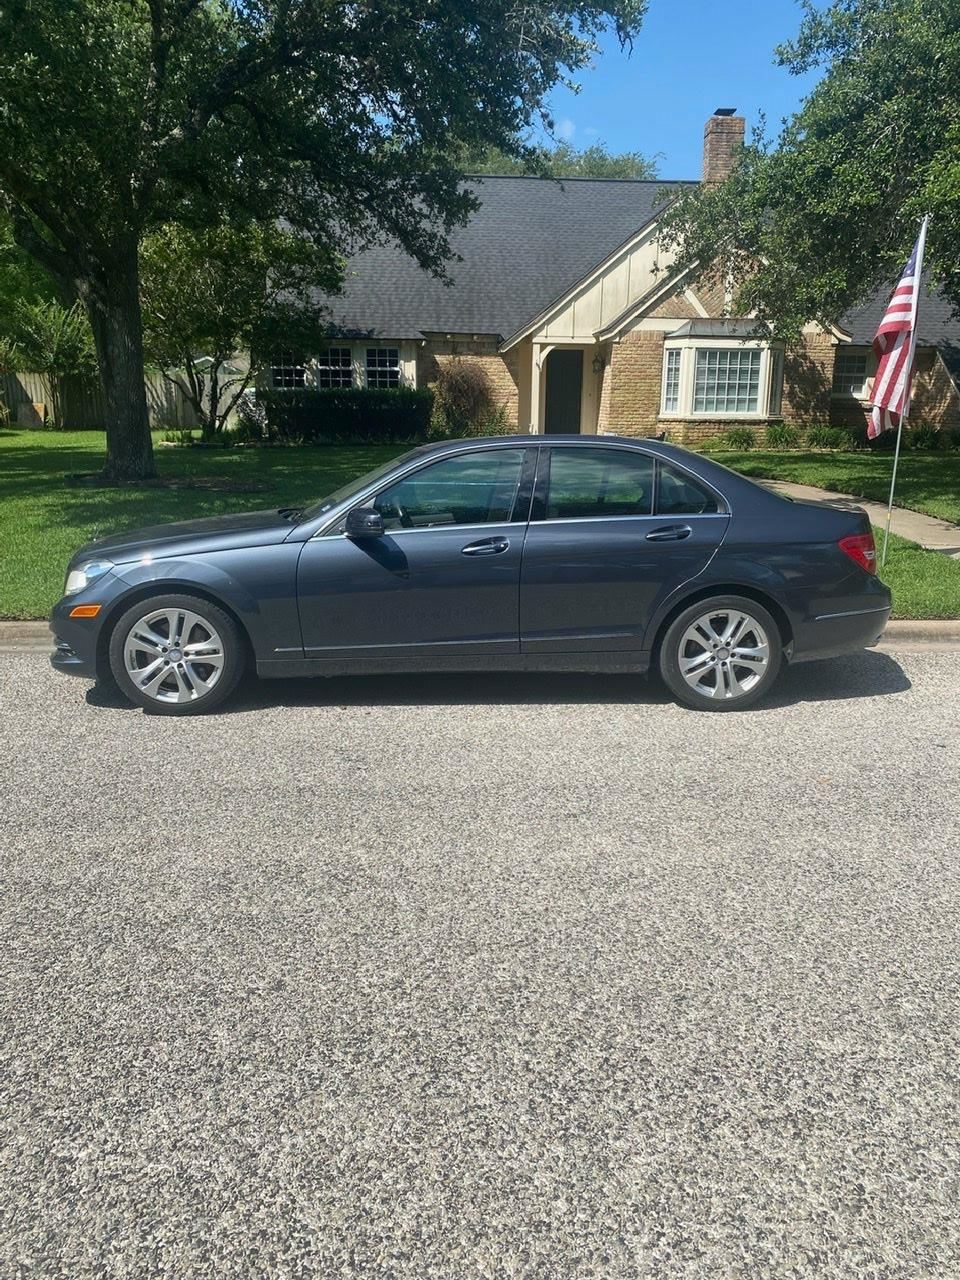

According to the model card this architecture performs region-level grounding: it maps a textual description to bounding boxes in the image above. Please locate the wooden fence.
[0,370,199,430]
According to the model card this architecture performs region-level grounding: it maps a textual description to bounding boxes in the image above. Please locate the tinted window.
[656,461,719,515]
[373,449,525,530]
[544,448,654,520]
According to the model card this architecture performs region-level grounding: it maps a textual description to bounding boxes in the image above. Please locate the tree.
[140,222,338,439]
[462,139,658,179]
[0,0,646,481]
[658,0,960,340]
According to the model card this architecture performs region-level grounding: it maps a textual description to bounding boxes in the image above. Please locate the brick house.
[274,111,960,442]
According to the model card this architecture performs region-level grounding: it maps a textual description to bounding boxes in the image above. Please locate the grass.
[0,429,405,618]
[874,527,960,620]
[712,449,960,525]
[1,429,958,620]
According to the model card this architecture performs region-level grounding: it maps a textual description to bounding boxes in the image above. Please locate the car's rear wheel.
[108,594,245,715]
[659,595,782,711]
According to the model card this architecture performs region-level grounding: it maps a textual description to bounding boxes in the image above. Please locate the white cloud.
[556,117,576,141]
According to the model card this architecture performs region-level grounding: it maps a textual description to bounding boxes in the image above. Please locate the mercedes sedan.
[51,436,891,714]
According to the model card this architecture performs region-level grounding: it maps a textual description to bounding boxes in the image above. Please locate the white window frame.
[269,351,308,390]
[364,346,402,389]
[659,340,785,419]
[832,346,873,400]
[662,347,682,413]
[315,345,355,389]
[268,343,416,391]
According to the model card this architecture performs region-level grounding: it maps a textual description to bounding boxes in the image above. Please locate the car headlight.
[64,559,114,596]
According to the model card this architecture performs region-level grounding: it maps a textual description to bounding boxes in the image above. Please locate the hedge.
[259,387,434,444]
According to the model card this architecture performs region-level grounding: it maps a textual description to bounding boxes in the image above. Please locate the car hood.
[70,508,294,567]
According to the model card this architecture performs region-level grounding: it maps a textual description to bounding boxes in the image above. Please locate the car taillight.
[838,532,877,574]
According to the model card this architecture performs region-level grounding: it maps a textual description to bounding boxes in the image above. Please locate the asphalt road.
[2,650,959,1279]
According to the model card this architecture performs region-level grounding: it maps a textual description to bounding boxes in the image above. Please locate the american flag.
[868,217,929,438]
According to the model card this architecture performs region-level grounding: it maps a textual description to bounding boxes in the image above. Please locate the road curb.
[2,618,960,654]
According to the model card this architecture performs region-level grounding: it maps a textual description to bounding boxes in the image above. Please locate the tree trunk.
[83,253,155,481]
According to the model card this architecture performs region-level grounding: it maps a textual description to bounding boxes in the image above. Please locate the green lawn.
[0,429,405,618]
[713,449,960,525]
[1,429,959,620]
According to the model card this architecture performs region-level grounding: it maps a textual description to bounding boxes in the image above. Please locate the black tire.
[658,594,782,712]
[108,593,245,716]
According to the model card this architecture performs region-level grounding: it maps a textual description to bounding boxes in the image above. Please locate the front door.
[520,445,729,652]
[543,348,583,434]
[296,447,532,660]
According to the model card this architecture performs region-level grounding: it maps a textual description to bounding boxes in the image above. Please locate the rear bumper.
[790,601,892,664]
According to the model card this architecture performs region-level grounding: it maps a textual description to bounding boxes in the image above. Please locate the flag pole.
[879,213,929,570]
[881,418,904,568]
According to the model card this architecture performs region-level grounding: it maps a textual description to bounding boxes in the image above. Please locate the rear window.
[544,448,654,519]
[656,461,719,515]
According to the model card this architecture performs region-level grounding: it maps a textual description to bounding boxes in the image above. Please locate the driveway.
[2,651,959,1278]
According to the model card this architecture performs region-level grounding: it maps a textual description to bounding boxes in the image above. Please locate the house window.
[316,346,355,389]
[693,348,761,413]
[768,347,784,416]
[662,348,681,413]
[833,348,870,398]
[365,347,401,389]
[270,352,307,390]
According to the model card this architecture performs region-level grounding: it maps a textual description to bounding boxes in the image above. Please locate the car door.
[520,444,729,653]
[296,446,534,660]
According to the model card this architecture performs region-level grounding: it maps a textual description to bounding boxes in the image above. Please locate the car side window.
[656,461,720,515]
[543,447,654,520]
[372,449,525,531]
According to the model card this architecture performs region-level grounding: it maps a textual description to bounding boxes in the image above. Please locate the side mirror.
[345,506,385,538]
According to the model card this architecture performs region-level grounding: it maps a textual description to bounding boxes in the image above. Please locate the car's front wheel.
[659,595,782,711]
[108,594,245,715]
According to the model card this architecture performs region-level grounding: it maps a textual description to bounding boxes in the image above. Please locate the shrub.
[909,421,941,451]
[724,427,758,451]
[806,423,855,450]
[431,359,500,437]
[947,428,960,451]
[259,386,434,444]
[234,396,270,444]
[695,435,728,452]
[765,423,801,449]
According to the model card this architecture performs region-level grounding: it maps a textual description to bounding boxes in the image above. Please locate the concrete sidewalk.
[760,480,960,557]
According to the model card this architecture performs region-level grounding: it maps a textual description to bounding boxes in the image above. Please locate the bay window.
[660,340,784,418]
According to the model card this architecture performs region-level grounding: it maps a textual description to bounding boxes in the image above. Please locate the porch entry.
[543,348,583,434]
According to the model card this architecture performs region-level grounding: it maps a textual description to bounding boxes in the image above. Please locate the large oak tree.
[659,0,960,341]
[0,0,646,479]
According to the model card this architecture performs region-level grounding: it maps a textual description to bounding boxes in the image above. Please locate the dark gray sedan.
[50,436,891,714]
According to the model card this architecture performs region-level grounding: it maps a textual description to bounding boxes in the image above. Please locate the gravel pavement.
[2,651,959,1279]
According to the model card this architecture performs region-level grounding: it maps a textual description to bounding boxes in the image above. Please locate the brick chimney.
[702,108,745,183]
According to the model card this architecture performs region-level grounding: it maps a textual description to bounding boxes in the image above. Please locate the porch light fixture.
[592,352,606,376]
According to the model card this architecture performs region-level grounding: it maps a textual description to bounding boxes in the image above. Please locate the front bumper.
[49,596,113,680]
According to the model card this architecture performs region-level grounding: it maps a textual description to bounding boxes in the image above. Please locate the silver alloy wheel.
[678,608,770,701]
[123,606,225,705]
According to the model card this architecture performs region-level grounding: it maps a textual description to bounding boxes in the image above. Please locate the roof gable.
[314,175,693,339]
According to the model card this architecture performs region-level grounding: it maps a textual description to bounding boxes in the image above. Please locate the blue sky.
[541,0,822,178]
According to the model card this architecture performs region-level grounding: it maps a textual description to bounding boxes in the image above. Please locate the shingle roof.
[315,175,960,367]
[840,273,959,346]
[315,176,693,340]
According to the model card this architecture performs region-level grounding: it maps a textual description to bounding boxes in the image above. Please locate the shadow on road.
[86,649,911,715]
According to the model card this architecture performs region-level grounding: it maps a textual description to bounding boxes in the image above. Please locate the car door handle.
[461,537,510,556]
[645,524,693,542]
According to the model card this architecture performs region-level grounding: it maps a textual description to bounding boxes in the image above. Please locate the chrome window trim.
[530,513,729,528]
[311,444,532,539]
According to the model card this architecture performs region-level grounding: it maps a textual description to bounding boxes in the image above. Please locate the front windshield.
[297,447,426,523]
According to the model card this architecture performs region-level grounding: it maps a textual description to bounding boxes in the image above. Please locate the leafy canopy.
[461,139,659,179]
[658,0,960,340]
[139,220,340,435]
